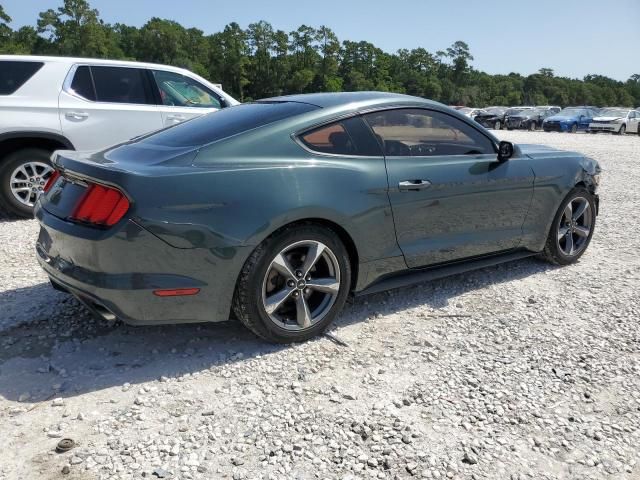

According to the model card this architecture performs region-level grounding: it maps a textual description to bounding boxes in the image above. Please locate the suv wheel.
[540,187,596,266]
[233,224,351,343]
[0,148,55,218]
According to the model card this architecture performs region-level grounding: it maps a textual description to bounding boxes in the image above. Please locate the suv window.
[69,66,96,101]
[363,108,495,157]
[0,61,44,95]
[152,70,222,109]
[141,101,319,148]
[90,66,154,105]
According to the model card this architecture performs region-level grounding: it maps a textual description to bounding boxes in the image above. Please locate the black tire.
[232,223,352,343]
[529,121,537,131]
[0,148,53,218]
[617,124,626,135]
[569,123,578,133]
[494,120,502,130]
[539,187,596,266]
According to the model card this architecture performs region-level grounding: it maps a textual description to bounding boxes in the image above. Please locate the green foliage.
[0,1,638,107]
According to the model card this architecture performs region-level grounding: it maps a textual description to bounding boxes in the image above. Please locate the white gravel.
[0,131,639,480]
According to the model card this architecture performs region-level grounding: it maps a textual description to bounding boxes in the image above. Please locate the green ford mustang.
[35,92,600,343]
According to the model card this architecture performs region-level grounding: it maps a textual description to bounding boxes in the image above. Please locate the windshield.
[558,108,582,116]
[484,107,506,114]
[505,108,524,115]
[597,108,628,117]
[458,107,473,114]
[140,101,319,148]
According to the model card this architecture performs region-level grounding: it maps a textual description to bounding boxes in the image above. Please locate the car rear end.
[34,147,247,325]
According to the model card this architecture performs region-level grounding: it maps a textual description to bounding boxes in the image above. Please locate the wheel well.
[0,136,73,164]
[268,218,360,292]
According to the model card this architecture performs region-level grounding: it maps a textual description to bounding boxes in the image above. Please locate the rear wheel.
[0,148,54,218]
[232,224,351,343]
[540,188,596,265]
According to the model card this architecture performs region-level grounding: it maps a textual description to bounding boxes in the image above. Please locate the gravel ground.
[0,131,639,480]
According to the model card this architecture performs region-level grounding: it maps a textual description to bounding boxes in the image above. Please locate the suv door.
[363,108,534,268]
[150,70,225,127]
[59,65,163,151]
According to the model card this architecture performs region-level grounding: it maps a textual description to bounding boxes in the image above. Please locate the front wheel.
[617,124,626,135]
[494,120,502,130]
[0,148,55,218]
[529,121,537,131]
[569,123,578,133]
[232,224,351,343]
[540,188,596,266]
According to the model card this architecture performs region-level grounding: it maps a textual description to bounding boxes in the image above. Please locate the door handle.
[399,179,432,191]
[65,111,89,120]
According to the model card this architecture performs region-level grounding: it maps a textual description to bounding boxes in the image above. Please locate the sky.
[3,0,639,81]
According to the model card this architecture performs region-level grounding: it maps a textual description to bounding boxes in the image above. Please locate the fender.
[0,131,75,151]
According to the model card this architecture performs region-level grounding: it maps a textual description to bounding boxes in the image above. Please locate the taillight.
[71,183,130,227]
[43,170,61,193]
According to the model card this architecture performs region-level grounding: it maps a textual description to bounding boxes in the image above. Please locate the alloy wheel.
[262,240,341,331]
[494,120,501,130]
[619,124,626,135]
[9,161,54,207]
[557,197,592,256]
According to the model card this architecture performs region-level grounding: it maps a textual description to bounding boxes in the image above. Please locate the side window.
[90,66,154,105]
[152,70,222,109]
[301,122,356,156]
[0,61,44,95]
[299,117,382,156]
[69,66,96,101]
[363,108,495,157]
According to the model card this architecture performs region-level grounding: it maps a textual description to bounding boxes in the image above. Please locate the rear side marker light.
[153,288,201,297]
[71,183,130,226]
[43,170,61,193]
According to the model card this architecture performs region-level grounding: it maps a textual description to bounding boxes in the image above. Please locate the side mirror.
[498,141,514,162]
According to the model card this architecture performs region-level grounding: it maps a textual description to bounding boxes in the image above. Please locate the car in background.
[589,108,640,135]
[458,107,486,119]
[505,107,560,131]
[543,107,598,133]
[34,92,600,343]
[474,107,508,130]
[0,55,239,217]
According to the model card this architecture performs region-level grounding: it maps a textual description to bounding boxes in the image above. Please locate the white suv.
[0,55,239,217]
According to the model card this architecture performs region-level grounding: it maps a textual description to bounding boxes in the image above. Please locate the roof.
[261,91,443,109]
[0,54,192,74]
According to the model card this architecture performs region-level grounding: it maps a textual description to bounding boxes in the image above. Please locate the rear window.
[140,101,319,147]
[0,61,44,95]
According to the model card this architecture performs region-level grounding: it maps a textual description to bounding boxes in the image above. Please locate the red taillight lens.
[43,170,61,193]
[71,183,130,226]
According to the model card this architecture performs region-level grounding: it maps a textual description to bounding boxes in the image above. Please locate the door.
[578,109,593,130]
[628,111,640,133]
[150,70,223,127]
[59,65,163,151]
[363,108,534,268]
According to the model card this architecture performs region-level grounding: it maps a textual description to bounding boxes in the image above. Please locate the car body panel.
[543,108,597,132]
[35,92,600,326]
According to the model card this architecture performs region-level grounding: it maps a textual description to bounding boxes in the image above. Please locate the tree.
[36,0,121,57]
[0,4,12,48]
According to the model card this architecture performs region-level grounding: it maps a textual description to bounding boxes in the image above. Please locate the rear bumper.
[35,205,251,325]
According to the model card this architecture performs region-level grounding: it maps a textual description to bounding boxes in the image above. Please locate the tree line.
[1,0,639,107]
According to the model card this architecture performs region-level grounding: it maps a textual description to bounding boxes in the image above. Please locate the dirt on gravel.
[0,131,639,480]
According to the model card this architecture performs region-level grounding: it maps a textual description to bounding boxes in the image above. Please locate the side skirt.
[354,250,537,297]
